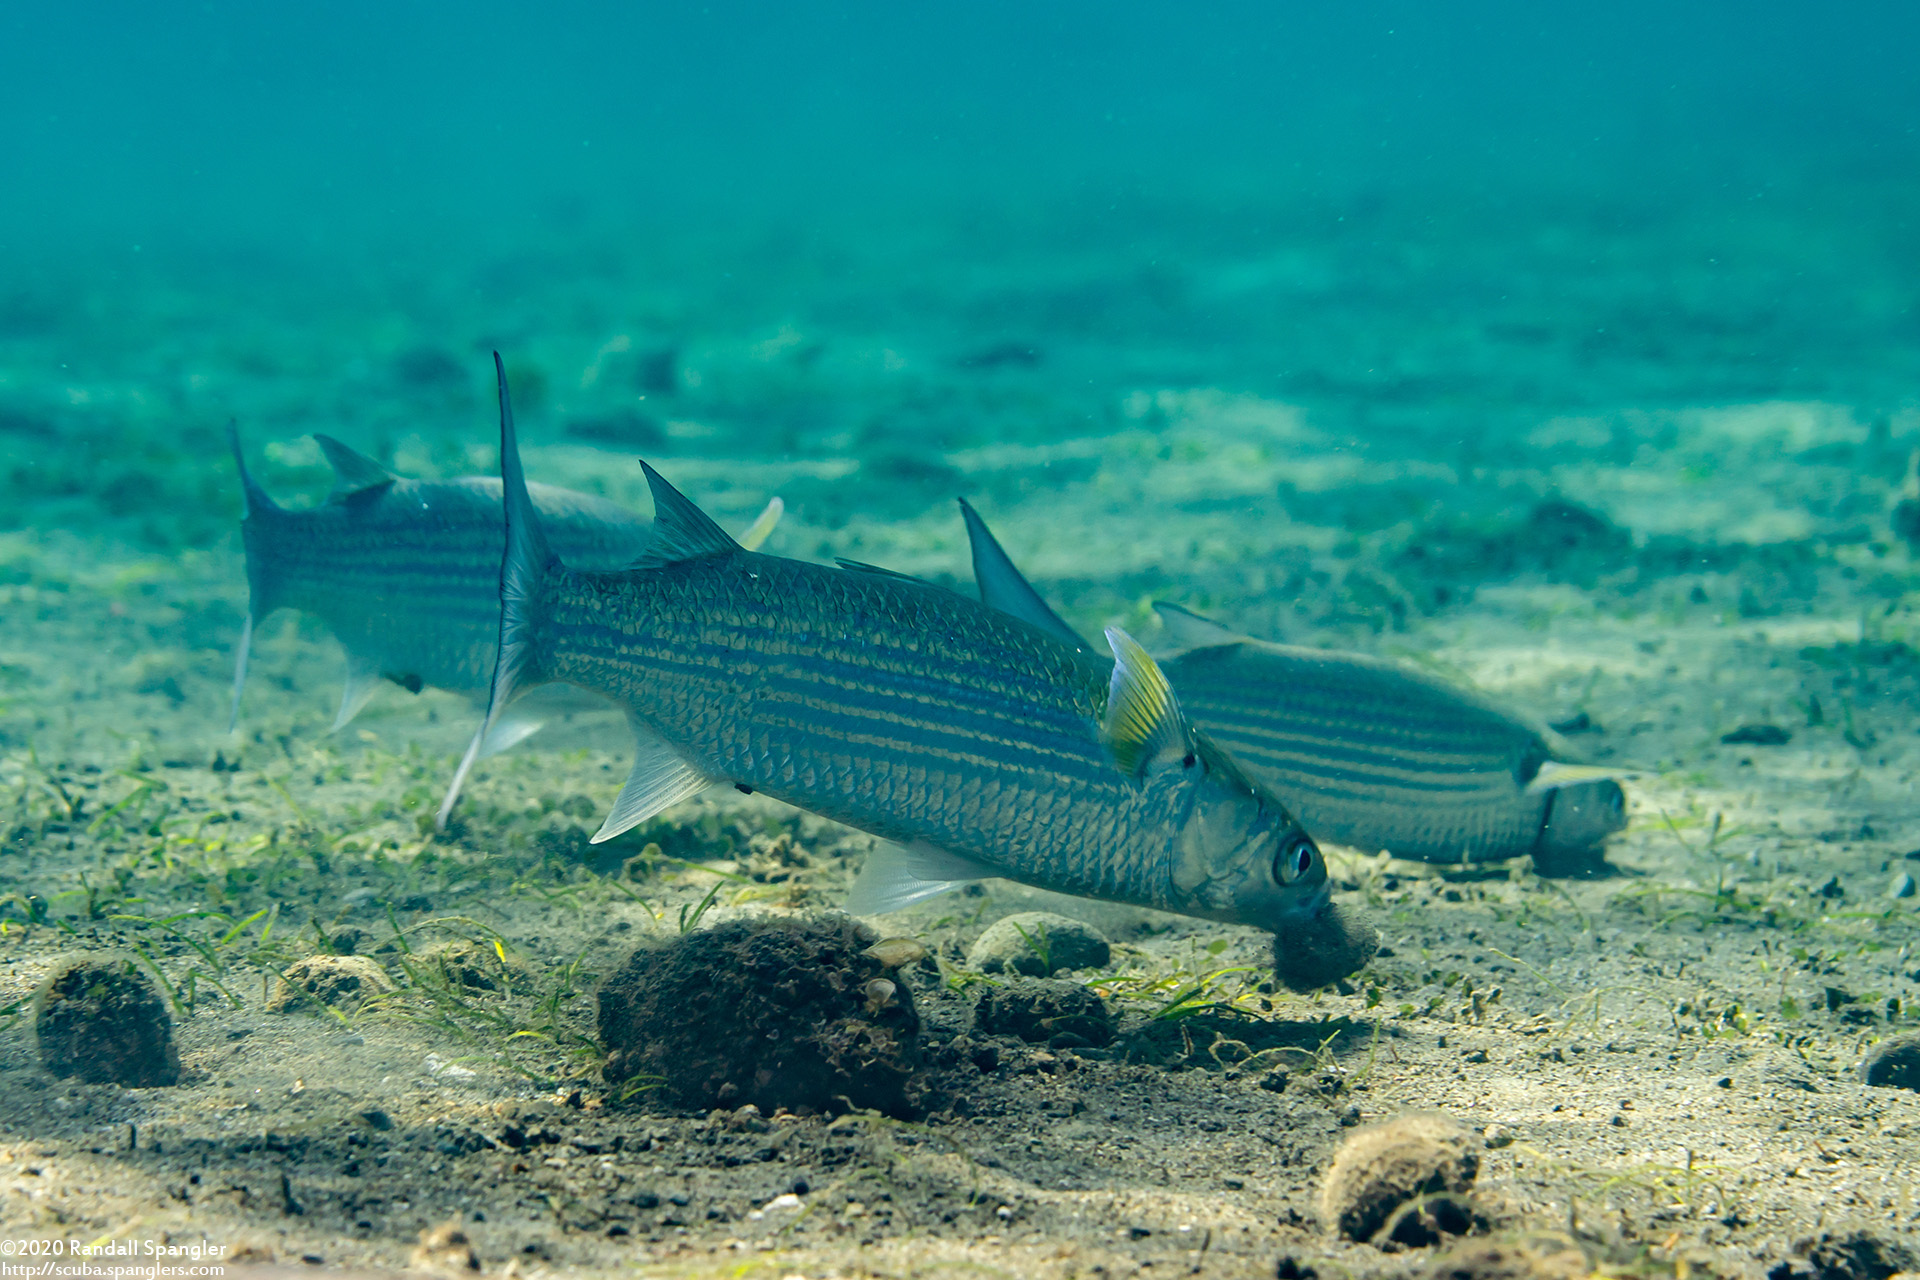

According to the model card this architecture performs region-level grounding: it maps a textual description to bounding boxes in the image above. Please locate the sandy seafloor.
[1,183,1919,1279]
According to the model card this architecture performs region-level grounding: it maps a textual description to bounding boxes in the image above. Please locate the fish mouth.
[1269,897,1379,992]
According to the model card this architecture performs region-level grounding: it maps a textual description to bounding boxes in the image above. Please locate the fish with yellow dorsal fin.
[957,498,1631,873]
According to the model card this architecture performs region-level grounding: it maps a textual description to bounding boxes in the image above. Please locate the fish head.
[1162,732,1327,921]
[1157,735,1379,989]
[1539,779,1627,855]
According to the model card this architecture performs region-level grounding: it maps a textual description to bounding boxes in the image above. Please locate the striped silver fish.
[229,425,781,756]
[452,356,1377,989]
[960,502,1628,873]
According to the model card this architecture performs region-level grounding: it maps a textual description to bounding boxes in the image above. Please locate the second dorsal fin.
[313,435,398,503]
[633,462,742,569]
[958,498,1086,651]
[1151,602,1245,653]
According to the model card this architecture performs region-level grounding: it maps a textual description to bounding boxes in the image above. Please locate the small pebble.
[1891,872,1916,900]
[1483,1124,1513,1149]
[863,937,928,968]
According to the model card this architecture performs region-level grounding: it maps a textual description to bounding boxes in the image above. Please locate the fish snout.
[1539,779,1627,855]
[1269,897,1379,992]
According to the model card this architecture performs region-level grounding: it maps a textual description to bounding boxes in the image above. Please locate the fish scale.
[541,556,1156,904]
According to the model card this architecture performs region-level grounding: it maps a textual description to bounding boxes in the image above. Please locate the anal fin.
[845,840,995,915]
[332,653,384,732]
[475,684,613,759]
[590,715,718,844]
[228,615,253,734]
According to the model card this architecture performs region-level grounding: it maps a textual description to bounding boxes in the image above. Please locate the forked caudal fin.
[436,354,558,830]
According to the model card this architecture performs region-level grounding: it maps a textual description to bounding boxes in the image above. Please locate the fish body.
[230,429,779,747]
[1155,623,1626,866]
[959,502,1626,869]
[459,356,1375,986]
[231,430,652,734]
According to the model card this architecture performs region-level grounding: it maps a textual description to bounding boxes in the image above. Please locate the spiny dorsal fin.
[959,498,1085,651]
[633,461,741,569]
[313,434,398,503]
[1151,602,1244,654]
[1103,626,1193,778]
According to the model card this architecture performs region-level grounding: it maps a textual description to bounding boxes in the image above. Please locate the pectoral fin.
[590,716,718,844]
[1102,626,1192,778]
[845,840,995,915]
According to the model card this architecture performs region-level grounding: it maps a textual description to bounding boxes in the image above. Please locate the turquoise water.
[2,4,1919,1270]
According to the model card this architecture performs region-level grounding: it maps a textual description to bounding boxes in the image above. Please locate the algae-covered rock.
[1320,1113,1481,1245]
[972,978,1115,1048]
[966,912,1110,976]
[598,913,922,1116]
[35,955,180,1088]
[268,955,395,1012]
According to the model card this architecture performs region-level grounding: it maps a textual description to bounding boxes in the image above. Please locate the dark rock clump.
[1771,1231,1918,1280]
[599,914,921,1116]
[972,978,1115,1048]
[35,955,180,1087]
[1860,1034,1920,1092]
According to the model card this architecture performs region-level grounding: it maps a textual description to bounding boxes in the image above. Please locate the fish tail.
[228,421,284,731]
[438,353,559,830]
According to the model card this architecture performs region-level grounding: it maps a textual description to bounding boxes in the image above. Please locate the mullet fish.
[229,424,781,766]
[453,356,1377,989]
[960,501,1627,873]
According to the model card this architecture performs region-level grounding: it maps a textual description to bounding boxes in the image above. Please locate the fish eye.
[1181,752,1196,769]
[1272,835,1318,886]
